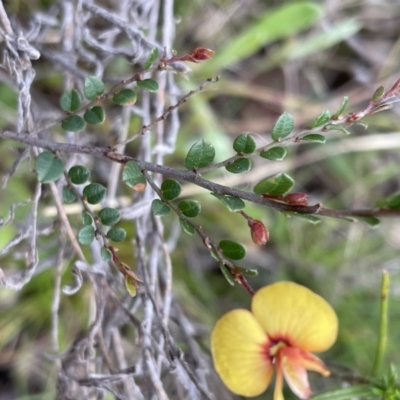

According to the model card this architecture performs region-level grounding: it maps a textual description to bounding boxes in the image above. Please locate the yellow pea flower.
[211,281,338,399]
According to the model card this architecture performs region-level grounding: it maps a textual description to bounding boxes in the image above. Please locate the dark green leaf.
[137,79,159,92]
[68,165,90,185]
[144,47,159,70]
[112,89,137,106]
[78,225,95,245]
[179,218,195,235]
[354,216,380,227]
[84,76,105,100]
[372,86,385,102]
[107,227,127,242]
[219,264,235,286]
[326,125,351,135]
[376,192,400,209]
[271,112,294,141]
[284,212,321,224]
[151,199,171,216]
[62,186,76,203]
[59,89,81,112]
[161,179,181,200]
[254,172,294,195]
[101,247,112,261]
[184,140,215,170]
[219,240,246,260]
[333,96,348,118]
[84,106,105,124]
[36,151,64,183]
[233,133,256,154]
[210,193,245,212]
[61,115,85,132]
[125,276,137,297]
[122,161,147,191]
[309,385,374,400]
[234,266,258,277]
[83,183,107,204]
[178,200,201,217]
[99,207,121,226]
[310,109,331,128]
[225,158,251,174]
[82,211,93,225]
[301,134,326,144]
[260,146,287,161]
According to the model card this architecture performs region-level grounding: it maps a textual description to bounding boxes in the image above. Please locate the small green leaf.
[234,266,258,277]
[309,385,374,400]
[107,227,127,242]
[284,212,321,224]
[372,86,385,102]
[137,79,159,92]
[184,140,215,170]
[260,146,287,161]
[99,207,121,226]
[151,199,171,216]
[68,165,90,185]
[36,151,64,183]
[161,179,181,200]
[122,161,147,191]
[83,183,107,204]
[326,125,351,135]
[333,96,348,118]
[59,89,81,112]
[78,225,95,245]
[144,47,159,70]
[84,76,105,100]
[179,218,195,235]
[125,276,137,297]
[233,133,256,154]
[271,112,294,141]
[82,211,93,225]
[112,89,137,106]
[301,134,326,144]
[101,247,112,261]
[178,200,201,218]
[62,186,76,203]
[219,264,235,286]
[377,192,400,209]
[310,109,331,128]
[219,240,246,260]
[61,115,85,132]
[84,106,105,124]
[225,158,251,174]
[354,216,380,227]
[254,172,294,195]
[210,193,245,212]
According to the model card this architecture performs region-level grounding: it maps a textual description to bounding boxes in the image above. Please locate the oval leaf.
[144,47,159,70]
[260,146,287,161]
[219,264,235,286]
[151,199,171,216]
[61,115,85,132]
[68,165,90,185]
[60,89,81,112]
[84,106,105,125]
[122,161,147,191]
[62,186,76,203]
[301,134,326,144]
[125,276,137,297]
[219,240,246,260]
[184,140,215,170]
[101,247,112,261]
[112,89,137,106]
[233,133,256,154]
[78,225,95,245]
[82,210,93,225]
[225,158,251,174]
[179,218,195,235]
[99,207,121,226]
[83,183,107,204]
[178,200,201,218]
[84,76,105,100]
[254,172,294,195]
[210,193,245,212]
[271,112,294,141]
[234,266,258,277]
[161,179,181,201]
[107,227,127,242]
[36,151,64,183]
[137,79,159,92]
[310,109,331,128]
[333,96,348,118]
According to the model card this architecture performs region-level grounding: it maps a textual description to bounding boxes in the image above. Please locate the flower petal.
[251,282,338,352]
[211,309,274,397]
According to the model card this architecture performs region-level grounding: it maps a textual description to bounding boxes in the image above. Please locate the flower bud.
[190,47,215,61]
[248,219,269,245]
[283,192,308,206]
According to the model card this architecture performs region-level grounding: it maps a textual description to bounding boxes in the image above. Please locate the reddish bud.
[282,192,308,206]
[190,47,214,61]
[248,219,269,245]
